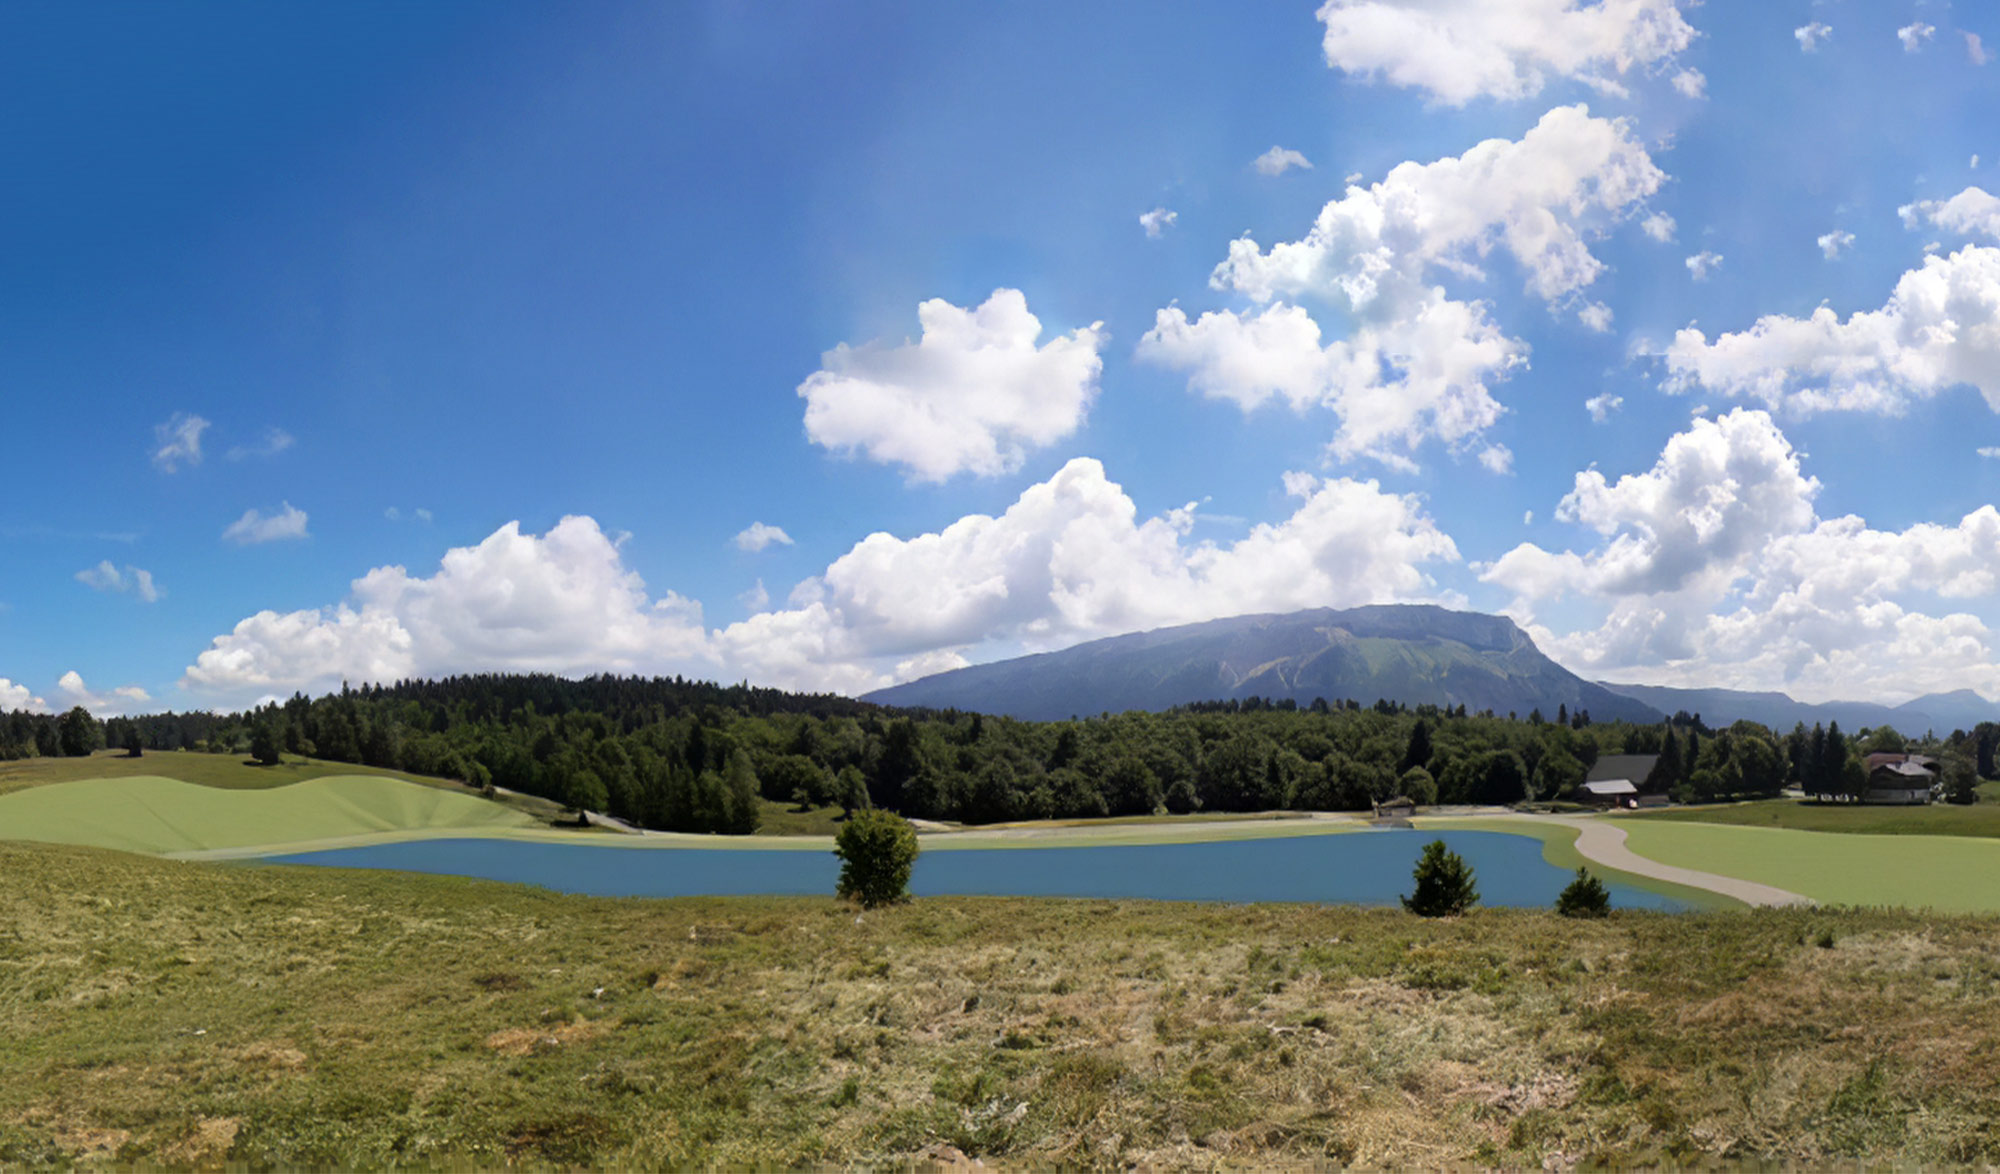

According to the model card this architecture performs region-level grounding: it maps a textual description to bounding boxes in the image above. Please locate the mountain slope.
[863,605,1663,723]
[1592,683,2000,738]
[1592,683,1914,735]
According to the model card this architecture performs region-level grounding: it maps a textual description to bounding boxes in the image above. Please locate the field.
[1614,819,2000,912]
[0,749,440,796]
[0,775,538,855]
[1634,795,2000,839]
[5,839,2000,1168]
[1417,817,1731,911]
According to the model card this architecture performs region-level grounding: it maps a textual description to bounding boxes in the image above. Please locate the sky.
[6,0,2000,717]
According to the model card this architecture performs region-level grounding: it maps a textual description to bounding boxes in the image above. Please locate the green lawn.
[7,839,2000,1168]
[0,749,440,795]
[1613,819,2000,912]
[1633,797,2000,838]
[1416,816,1733,911]
[752,798,853,837]
[0,774,537,855]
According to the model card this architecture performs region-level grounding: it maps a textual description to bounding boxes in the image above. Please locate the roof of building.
[1587,755,1658,783]
[1581,779,1638,796]
[1870,760,1936,779]
[1865,752,1937,770]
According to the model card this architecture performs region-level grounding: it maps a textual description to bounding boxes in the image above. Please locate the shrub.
[1401,839,1478,917]
[1555,867,1610,918]
[834,810,920,908]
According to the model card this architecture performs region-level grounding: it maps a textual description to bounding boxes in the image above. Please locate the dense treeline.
[3,674,1994,832]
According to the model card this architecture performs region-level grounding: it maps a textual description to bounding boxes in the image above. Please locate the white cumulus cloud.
[1796,22,1831,53]
[0,678,47,713]
[223,503,310,545]
[1316,0,1698,106]
[733,522,794,552]
[1254,146,1314,176]
[75,561,162,602]
[1898,22,1935,52]
[54,671,152,717]
[1153,105,1658,467]
[1664,244,2000,415]
[1685,249,1723,280]
[1670,67,1705,98]
[1901,186,2000,240]
[1482,411,2000,702]
[1137,295,1523,469]
[1641,211,1676,242]
[185,465,1463,700]
[717,457,1461,692]
[1139,207,1178,239]
[798,289,1107,483]
[1483,408,1819,600]
[1817,229,1855,259]
[1968,31,1991,66]
[1584,392,1623,422]
[1211,104,1664,311]
[185,515,718,699]
[152,412,210,473]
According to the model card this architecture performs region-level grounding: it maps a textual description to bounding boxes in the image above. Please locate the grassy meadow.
[0,749,438,796]
[1633,795,2000,839]
[1614,820,2000,912]
[6,839,2000,1168]
[0,774,538,856]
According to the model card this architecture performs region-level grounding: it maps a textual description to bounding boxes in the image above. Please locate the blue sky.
[6,0,2000,715]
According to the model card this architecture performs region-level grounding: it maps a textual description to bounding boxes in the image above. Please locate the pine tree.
[1401,840,1479,917]
[1556,867,1611,918]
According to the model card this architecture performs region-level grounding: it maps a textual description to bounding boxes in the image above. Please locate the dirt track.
[1533,814,1814,907]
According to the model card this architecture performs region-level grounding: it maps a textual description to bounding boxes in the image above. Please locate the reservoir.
[267,828,1684,910]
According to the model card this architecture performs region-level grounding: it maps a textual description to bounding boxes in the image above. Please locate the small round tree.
[834,809,919,908]
[1401,839,1479,917]
[1555,867,1611,918]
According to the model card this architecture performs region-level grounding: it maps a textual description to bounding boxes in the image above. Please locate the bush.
[1555,867,1610,918]
[834,810,920,908]
[1401,839,1478,917]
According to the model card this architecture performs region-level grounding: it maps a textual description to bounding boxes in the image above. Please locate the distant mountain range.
[863,604,1999,735]
[1596,683,1996,738]
[863,604,1661,723]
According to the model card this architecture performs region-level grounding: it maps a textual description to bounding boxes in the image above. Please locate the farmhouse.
[1579,779,1638,809]
[1862,753,1939,805]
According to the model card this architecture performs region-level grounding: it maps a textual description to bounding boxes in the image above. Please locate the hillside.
[863,605,1663,723]
[1595,683,1999,738]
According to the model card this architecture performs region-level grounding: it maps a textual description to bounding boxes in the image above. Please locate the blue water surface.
[265,830,1682,911]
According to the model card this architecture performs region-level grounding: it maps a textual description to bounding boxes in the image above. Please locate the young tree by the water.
[834,809,919,908]
[1401,839,1478,917]
[1555,868,1611,918]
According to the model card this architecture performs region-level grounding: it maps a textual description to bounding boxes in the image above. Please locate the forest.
[3,673,1991,834]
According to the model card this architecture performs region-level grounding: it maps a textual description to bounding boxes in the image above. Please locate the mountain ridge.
[862,604,1662,723]
[863,605,1999,734]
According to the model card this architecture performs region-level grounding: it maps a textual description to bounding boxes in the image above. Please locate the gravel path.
[1534,815,1814,908]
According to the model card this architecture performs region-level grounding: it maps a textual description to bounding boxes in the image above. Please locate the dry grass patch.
[6,841,2000,1167]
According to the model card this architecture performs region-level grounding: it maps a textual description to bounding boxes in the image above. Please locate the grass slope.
[0,775,535,855]
[1634,797,2000,839]
[0,749,439,796]
[1615,819,2000,912]
[1417,816,1733,911]
[5,840,2000,1168]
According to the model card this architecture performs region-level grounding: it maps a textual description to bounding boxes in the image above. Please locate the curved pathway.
[1531,814,1814,908]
